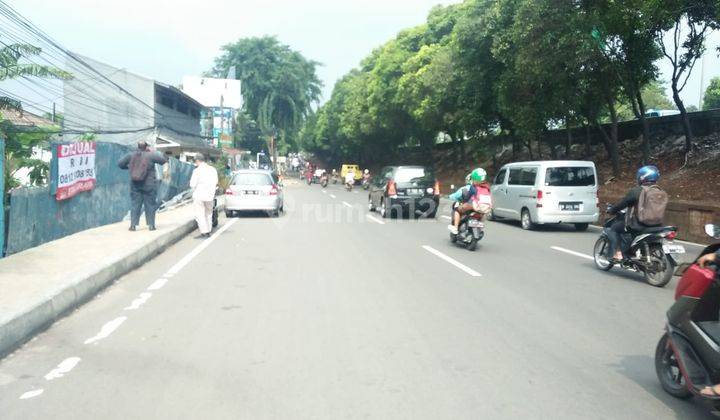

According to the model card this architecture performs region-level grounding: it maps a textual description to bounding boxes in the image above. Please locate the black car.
[368,165,440,218]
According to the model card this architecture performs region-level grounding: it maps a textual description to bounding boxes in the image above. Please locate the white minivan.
[490,161,599,231]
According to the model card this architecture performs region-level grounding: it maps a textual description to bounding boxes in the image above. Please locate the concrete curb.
[0,212,201,359]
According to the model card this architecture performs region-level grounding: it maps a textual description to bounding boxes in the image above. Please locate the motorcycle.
[362,175,371,190]
[332,173,339,184]
[449,203,485,251]
[655,224,720,411]
[320,173,329,188]
[345,179,354,192]
[593,205,683,287]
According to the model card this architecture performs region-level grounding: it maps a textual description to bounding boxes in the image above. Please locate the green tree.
[648,0,719,153]
[1,44,71,199]
[703,77,720,110]
[209,36,322,165]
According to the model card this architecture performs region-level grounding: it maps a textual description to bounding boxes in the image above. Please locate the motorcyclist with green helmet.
[448,168,492,235]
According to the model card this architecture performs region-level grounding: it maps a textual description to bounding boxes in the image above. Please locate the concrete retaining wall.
[4,142,194,256]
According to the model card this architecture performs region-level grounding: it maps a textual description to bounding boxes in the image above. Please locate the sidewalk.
[0,201,204,358]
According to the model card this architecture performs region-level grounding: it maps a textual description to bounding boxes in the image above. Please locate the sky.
[7,0,720,110]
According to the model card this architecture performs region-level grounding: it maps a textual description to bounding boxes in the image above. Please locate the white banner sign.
[56,142,96,201]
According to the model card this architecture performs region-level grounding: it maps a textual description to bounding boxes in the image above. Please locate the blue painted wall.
[0,136,5,258]
[5,142,194,255]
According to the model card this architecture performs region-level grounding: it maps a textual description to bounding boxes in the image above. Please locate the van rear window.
[545,167,596,187]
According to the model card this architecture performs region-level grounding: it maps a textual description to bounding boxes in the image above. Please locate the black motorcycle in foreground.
[593,206,683,287]
[655,224,720,414]
[449,203,485,251]
[320,173,329,188]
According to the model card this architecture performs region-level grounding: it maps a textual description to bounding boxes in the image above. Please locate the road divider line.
[165,218,239,277]
[19,389,43,400]
[342,201,353,208]
[422,245,482,277]
[441,215,452,220]
[84,316,127,345]
[124,292,152,310]
[322,190,327,194]
[330,194,336,199]
[147,278,167,291]
[44,357,81,381]
[551,246,594,261]
[366,214,385,225]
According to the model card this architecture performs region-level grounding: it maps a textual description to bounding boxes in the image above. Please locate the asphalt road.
[0,182,714,419]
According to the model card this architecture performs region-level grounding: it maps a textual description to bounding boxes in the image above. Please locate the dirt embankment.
[434,132,720,207]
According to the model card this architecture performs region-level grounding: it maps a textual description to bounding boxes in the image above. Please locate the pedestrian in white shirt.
[189,154,218,239]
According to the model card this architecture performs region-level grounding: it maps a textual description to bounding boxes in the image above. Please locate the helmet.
[364,169,369,174]
[636,165,659,184]
[470,168,487,183]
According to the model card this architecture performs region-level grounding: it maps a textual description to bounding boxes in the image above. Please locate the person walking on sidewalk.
[190,154,218,239]
[118,140,168,231]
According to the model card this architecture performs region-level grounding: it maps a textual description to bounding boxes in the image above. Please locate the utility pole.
[52,102,56,123]
[219,95,224,149]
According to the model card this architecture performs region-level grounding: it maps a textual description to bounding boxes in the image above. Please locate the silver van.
[490,161,599,231]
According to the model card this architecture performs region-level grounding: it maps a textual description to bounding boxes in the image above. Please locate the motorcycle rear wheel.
[655,334,692,399]
[644,246,674,288]
[593,236,614,271]
[465,239,478,251]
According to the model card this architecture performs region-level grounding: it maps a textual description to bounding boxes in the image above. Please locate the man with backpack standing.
[606,165,668,261]
[118,140,168,231]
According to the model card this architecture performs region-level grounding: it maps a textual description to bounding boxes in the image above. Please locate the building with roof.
[181,76,242,149]
[63,55,220,159]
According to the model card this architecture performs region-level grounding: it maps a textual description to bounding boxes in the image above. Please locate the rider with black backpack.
[606,165,669,261]
[118,140,168,231]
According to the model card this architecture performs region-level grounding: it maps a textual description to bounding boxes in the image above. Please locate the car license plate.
[560,202,580,211]
[244,190,258,195]
[663,243,686,254]
[407,188,422,195]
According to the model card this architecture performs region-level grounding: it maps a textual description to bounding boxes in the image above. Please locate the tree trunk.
[635,89,651,164]
[525,139,534,160]
[584,122,591,159]
[671,84,694,154]
[603,98,621,177]
[565,119,572,158]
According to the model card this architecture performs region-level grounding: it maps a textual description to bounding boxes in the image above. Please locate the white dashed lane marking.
[551,246,594,261]
[84,317,127,345]
[422,246,482,277]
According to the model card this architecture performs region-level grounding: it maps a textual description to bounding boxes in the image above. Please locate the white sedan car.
[225,170,284,217]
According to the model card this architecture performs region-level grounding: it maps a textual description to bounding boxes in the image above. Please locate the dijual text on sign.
[56,142,96,201]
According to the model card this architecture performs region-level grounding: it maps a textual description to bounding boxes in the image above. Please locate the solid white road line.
[422,245,482,277]
[19,389,43,400]
[330,194,337,199]
[441,215,452,220]
[165,218,239,277]
[342,201,353,208]
[147,278,168,291]
[551,246,594,261]
[366,214,385,225]
[44,357,81,381]
[124,292,152,310]
[84,317,127,345]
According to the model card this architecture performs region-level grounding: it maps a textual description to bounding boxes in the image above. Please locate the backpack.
[636,185,668,226]
[129,151,150,182]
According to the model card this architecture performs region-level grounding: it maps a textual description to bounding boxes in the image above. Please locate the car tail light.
[269,185,279,196]
[387,180,397,197]
[666,231,677,240]
[434,180,440,196]
[536,190,543,208]
[225,189,234,195]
